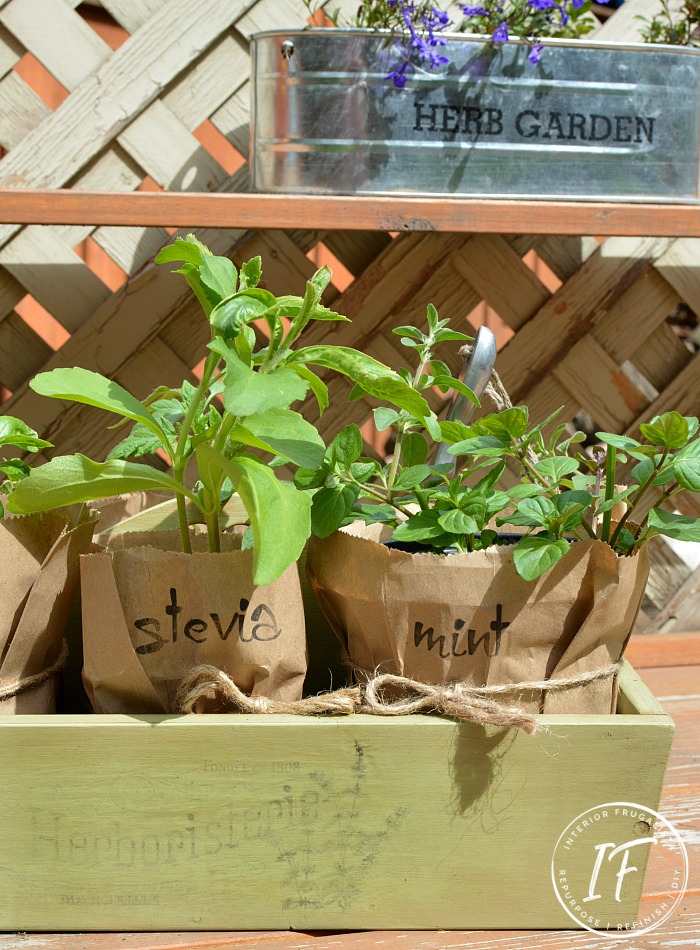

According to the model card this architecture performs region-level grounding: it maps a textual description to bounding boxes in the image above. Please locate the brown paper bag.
[0,506,98,714]
[81,529,307,713]
[306,522,649,715]
[89,491,171,535]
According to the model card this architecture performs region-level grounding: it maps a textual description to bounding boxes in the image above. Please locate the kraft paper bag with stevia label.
[81,529,307,714]
[306,522,649,715]
[0,506,98,714]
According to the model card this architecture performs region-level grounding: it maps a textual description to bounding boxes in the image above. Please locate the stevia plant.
[0,417,52,516]
[6,237,438,585]
[295,304,700,581]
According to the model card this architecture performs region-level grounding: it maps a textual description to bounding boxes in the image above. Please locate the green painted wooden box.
[0,662,673,932]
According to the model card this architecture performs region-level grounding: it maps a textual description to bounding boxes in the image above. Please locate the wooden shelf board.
[1,190,700,235]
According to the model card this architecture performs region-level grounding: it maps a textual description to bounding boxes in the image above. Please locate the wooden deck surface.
[1,631,698,950]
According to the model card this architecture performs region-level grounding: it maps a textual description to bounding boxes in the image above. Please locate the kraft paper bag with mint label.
[81,530,307,714]
[306,522,649,715]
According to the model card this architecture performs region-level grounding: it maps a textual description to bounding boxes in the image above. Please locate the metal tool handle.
[434,325,497,466]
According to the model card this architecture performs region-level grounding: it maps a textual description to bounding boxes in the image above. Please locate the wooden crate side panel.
[0,710,673,931]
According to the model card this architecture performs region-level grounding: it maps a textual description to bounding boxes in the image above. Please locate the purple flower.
[527,42,544,63]
[529,0,554,8]
[427,49,450,66]
[461,4,490,15]
[386,58,412,88]
[492,20,509,42]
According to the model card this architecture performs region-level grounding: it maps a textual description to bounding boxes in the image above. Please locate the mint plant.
[296,306,700,582]
[0,417,52,516]
[6,236,432,585]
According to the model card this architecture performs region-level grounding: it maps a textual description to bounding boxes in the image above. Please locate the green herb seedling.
[6,235,427,585]
[297,305,700,582]
[0,417,52,516]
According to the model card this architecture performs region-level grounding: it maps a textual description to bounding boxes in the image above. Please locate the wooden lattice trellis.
[0,0,698,629]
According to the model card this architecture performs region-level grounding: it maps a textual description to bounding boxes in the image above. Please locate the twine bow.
[359,663,622,734]
[177,660,621,732]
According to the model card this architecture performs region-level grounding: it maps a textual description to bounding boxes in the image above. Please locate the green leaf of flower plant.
[394,464,431,489]
[393,510,446,543]
[647,507,700,542]
[0,416,52,452]
[294,464,330,491]
[107,423,166,461]
[331,424,363,466]
[640,412,689,449]
[674,457,700,492]
[239,256,262,291]
[199,256,238,305]
[213,341,308,415]
[507,483,543,499]
[198,446,311,585]
[431,375,479,405]
[310,484,358,539]
[534,456,580,482]
[0,459,30,483]
[286,346,432,420]
[234,408,325,469]
[289,365,329,416]
[505,496,557,528]
[513,536,570,582]
[477,408,529,440]
[374,407,400,432]
[6,455,188,514]
[595,432,641,451]
[209,290,277,339]
[30,368,171,450]
[449,435,509,458]
[401,432,430,467]
[438,508,479,535]
[154,234,209,267]
[392,325,424,342]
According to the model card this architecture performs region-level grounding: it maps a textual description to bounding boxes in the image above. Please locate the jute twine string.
[176,664,360,715]
[176,660,621,732]
[0,640,68,701]
[358,662,622,735]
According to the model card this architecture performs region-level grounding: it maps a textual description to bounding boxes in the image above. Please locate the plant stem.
[387,352,428,492]
[175,494,192,554]
[348,477,415,518]
[580,518,597,540]
[600,446,616,543]
[205,509,221,553]
[519,452,550,488]
[172,349,220,554]
[610,448,668,549]
[633,481,680,543]
[386,428,405,492]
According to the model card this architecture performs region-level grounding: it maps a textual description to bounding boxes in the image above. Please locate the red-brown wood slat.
[2,190,700,236]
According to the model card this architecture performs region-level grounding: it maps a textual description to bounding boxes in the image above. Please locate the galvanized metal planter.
[250,30,700,202]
